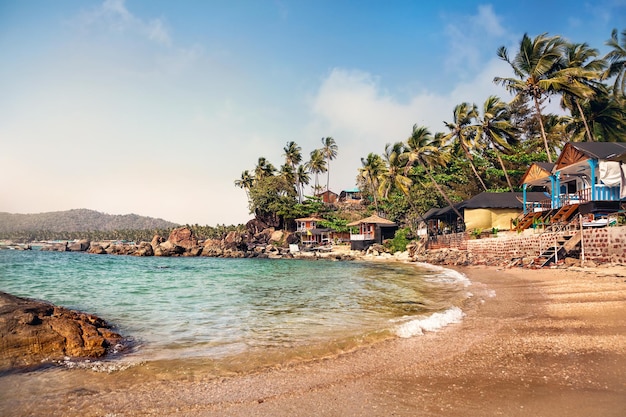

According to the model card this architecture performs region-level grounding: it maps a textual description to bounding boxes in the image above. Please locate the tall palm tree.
[320,137,338,192]
[572,93,626,142]
[359,153,386,212]
[604,28,626,99]
[443,102,487,191]
[552,43,605,141]
[379,142,412,198]
[403,125,463,219]
[283,141,303,200]
[307,149,327,195]
[473,96,519,192]
[494,33,567,163]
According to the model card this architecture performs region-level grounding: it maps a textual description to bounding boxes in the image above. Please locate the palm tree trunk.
[422,163,463,219]
[326,161,330,192]
[534,96,553,163]
[575,99,594,142]
[496,152,514,192]
[461,144,488,191]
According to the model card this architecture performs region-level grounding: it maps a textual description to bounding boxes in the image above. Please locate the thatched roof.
[347,214,397,227]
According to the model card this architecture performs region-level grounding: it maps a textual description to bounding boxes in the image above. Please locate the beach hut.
[315,190,338,204]
[347,214,397,250]
[294,216,330,246]
[519,142,626,229]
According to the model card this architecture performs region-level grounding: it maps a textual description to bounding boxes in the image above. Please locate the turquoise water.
[0,250,468,367]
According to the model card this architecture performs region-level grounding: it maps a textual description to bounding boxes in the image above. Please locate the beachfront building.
[347,214,397,251]
[519,142,626,231]
[338,188,362,204]
[422,192,547,236]
[315,190,338,204]
[294,216,330,246]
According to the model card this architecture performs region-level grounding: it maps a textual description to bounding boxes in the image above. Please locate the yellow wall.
[464,208,520,231]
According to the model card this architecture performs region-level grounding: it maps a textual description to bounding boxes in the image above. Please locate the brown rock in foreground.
[0,292,124,371]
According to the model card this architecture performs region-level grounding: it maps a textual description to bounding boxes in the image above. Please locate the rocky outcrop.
[0,292,124,371]
[167,227,198,249]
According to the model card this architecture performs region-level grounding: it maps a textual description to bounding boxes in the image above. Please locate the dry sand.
[1,265,625,416]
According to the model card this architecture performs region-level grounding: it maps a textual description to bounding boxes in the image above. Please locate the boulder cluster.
[40,225,360,260]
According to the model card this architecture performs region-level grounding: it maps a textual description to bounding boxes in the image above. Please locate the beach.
[1,264,625,416]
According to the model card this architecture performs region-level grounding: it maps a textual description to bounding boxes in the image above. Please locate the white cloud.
[307,58,512,193]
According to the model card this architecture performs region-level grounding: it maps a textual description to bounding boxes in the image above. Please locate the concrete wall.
[466,227,626,264]
[464,208,519,231]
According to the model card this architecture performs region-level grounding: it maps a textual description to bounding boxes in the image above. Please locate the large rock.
[167,227,198,250]
[0,292,124,371]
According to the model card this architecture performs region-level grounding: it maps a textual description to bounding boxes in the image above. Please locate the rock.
[269,230,283,243]
[134,242,154,257]
[67,239,90,252]
[0,292,124,371]
[151,235,165,251]
[167,227,198,250]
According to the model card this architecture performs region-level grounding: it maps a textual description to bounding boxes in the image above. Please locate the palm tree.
[552,43,605,141]
[494,33,567,163]
[283,141,303,200]
[379,142,412,198]
[254,157,276,181]
[604,28,626,99]
[359,153,386,212]
[473,96,519,191]
[572,93,626,142]
[320,137,338,192]
[296,164,311,200]
[403,125,463,219]
[443,102,487,191]
[307,149,327,195]
[234,170,254,201]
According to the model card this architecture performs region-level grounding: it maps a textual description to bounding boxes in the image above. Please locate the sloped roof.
[347,214,397,227]
[520,162,555,185]
[295,217,323,222]
[422,192,548,221]
[461,192,546,209]
[555,142,626,171]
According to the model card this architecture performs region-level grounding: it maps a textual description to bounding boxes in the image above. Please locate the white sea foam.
[413,262,471,287]
[394,306,465,338]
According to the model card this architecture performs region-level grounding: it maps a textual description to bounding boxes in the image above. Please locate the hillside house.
[347,214,397,250]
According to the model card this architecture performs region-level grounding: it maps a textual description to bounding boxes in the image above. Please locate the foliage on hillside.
[0,209,179,234]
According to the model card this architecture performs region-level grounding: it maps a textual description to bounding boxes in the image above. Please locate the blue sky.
[1,0,624,225]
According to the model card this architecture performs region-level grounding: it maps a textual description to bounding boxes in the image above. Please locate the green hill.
[0,209,179,234]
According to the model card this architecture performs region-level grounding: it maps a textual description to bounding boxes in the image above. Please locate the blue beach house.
[519,142,626,230]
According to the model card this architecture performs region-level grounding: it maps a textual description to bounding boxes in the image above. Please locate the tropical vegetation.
[237,29,625,240]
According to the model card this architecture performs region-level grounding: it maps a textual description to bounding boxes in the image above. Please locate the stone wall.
[580,227,626,264]
[466,227,626,264]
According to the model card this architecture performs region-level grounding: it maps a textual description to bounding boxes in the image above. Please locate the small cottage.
[347,214,398,250]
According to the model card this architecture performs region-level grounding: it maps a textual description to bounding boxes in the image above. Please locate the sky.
[1,0,625,225]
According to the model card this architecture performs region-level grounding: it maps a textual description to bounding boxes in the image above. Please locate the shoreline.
[1,264,625,416]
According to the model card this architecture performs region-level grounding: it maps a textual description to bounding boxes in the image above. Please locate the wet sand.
[1,265,625,416]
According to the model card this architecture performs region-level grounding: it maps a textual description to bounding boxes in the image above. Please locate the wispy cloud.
[77,0,172,46]
[443,4,508,79]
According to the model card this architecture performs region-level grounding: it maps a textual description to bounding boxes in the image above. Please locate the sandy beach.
[1,264,625,416]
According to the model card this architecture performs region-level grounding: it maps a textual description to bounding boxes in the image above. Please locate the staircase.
[536,231,582,267]
[514,211,544,232]
[550,204,579,224]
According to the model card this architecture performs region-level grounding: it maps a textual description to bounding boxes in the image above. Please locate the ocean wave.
[414,262,471,287]
[394,306,465,338]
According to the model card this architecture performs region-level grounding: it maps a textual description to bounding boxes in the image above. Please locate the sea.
[0,250,470,375]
